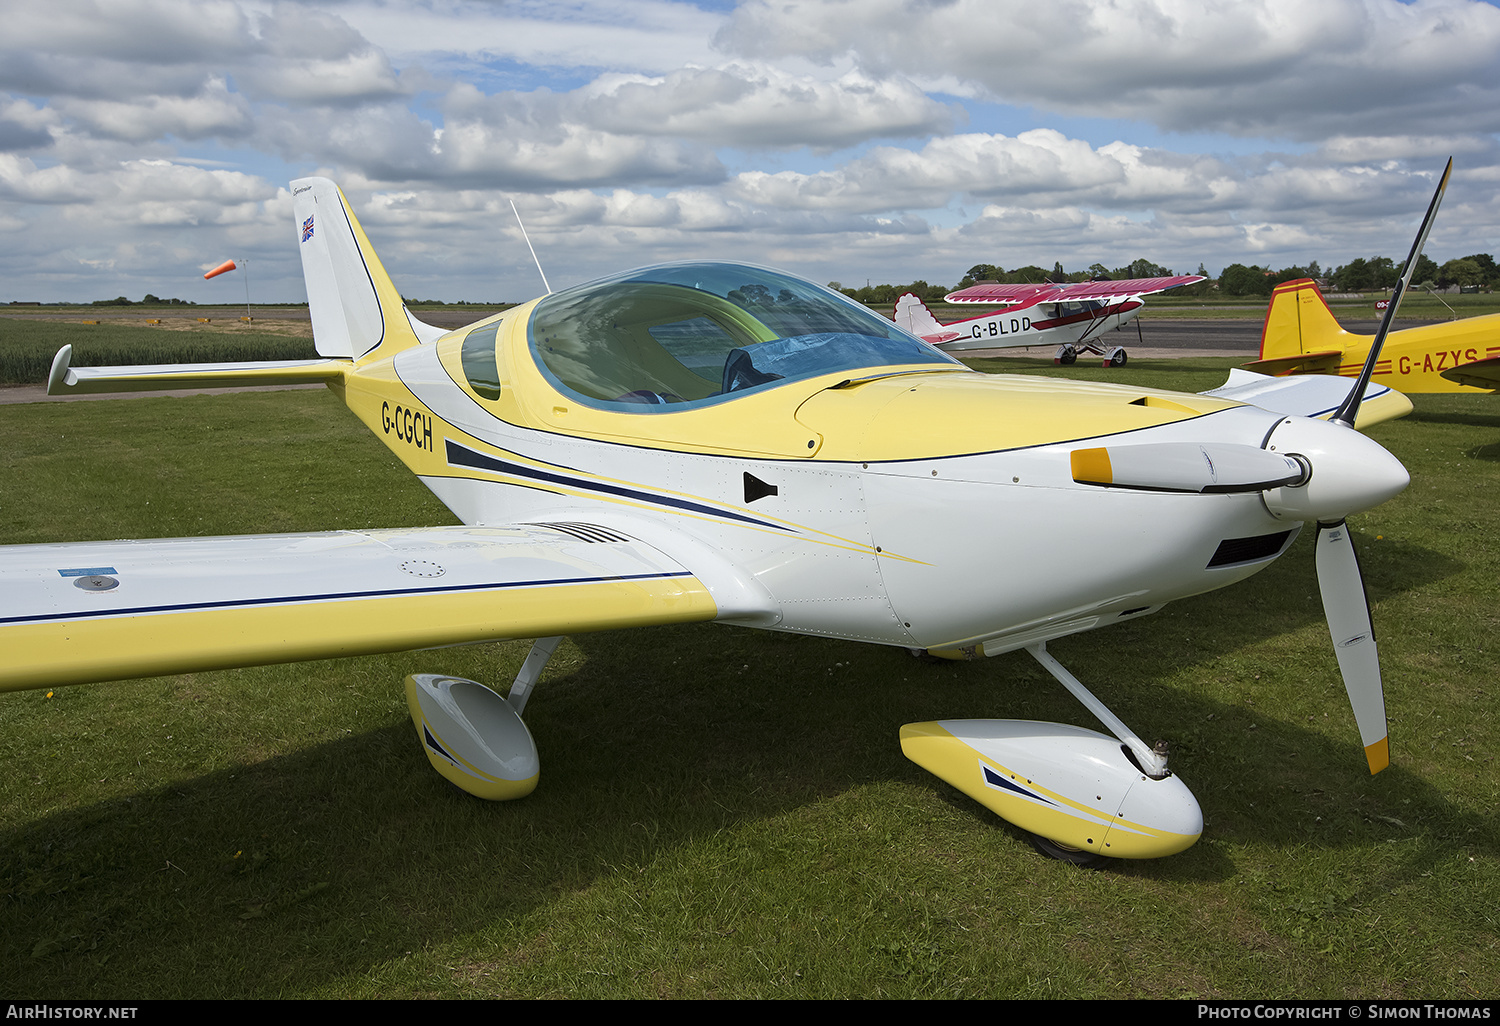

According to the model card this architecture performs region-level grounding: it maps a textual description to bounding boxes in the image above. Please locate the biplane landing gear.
[1053,345,1078,365]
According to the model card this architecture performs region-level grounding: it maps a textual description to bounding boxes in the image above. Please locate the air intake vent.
[1207,530,1294,568]
[524,522,630,544]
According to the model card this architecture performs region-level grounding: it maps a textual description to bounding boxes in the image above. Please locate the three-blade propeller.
[1071,159,1451,774]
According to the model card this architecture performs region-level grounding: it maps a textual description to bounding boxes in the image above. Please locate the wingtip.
[46,345,73,395]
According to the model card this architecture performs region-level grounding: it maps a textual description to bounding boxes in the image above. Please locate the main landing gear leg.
[1025,642,1169,778]
[507,636,563,715]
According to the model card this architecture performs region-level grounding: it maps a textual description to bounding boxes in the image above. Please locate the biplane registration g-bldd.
[0,168,1443,866]
[894,275,1206,367]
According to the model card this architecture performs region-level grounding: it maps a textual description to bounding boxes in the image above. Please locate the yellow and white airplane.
[1246,277,1500,392]
[0,176,1432,867]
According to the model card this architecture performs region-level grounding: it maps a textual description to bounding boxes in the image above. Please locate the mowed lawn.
[0,362,1496,999]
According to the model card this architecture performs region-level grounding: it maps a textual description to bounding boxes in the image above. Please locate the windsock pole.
[203,258,252,321]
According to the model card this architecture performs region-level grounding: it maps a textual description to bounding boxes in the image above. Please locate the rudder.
[894,292,942,339]
[1260,278,1352,361]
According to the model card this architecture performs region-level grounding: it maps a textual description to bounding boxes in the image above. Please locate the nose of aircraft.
[1260,415,1409,522]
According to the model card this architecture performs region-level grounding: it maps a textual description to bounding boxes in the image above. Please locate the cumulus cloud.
[574,65,957,149]
[718,0,1500,142]
[53,80,252,143]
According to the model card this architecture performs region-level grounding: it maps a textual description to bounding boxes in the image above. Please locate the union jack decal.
[301,215,315,243]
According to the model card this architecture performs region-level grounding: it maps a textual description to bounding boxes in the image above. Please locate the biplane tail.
[893,292,943,339]
[1244,279,1354,375]
[291,177,445,363]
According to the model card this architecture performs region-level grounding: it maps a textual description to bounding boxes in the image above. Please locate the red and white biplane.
[895,275,1205,366]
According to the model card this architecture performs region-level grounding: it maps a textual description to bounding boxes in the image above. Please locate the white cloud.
[574,65,957,148]
[337,0,726,73]
[53,80,253,143]
[718,0,1500,142]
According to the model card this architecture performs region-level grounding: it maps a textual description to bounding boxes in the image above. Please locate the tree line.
[832,253,1499,304]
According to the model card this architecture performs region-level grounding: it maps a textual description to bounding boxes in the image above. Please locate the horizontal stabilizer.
[1241,350,1344,375]
[47,345,348,395]
[1440,356,1500,390]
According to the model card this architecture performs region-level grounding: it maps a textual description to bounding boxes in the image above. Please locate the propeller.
[1312,157,1451,774]
[1331,158,1452,429]
[1315,520,1388,772]
[1069,158,1452,775]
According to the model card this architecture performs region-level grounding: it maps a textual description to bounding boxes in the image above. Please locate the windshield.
[527,262,958,411]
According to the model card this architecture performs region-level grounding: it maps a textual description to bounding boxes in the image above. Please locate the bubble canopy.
[526,262,959,412]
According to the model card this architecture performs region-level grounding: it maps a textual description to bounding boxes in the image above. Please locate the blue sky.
[1,0,1497,303]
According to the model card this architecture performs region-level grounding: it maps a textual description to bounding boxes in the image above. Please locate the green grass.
[0,317,317,384]
[0,368,1496,998]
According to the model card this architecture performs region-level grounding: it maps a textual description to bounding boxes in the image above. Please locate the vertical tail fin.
[1260,279,1355,361]
[292,178,444,362]
[894,292,943,339]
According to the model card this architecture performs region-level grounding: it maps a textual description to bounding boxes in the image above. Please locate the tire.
[1058,349,1077,365]
[1109,349,1128,367]
[1027,832,1111,869]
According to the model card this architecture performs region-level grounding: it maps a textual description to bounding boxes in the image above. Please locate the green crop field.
[0,361,1495,999]
[0,316,317,384]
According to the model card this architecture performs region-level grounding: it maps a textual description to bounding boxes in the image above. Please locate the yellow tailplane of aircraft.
[0,176,1439,867]
[1246,278,1500,392]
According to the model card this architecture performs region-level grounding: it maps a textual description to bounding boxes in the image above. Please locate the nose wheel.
[1028,833,1109,869]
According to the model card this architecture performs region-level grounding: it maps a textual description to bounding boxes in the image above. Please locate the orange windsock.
[203,259,237,280]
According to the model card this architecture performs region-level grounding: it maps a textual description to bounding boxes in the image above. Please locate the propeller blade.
[1332,158,1452,428]
[1071,442,1308,494]
[1314,520,1389,774]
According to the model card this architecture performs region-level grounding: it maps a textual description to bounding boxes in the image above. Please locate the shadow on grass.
[1402,408,1500,433]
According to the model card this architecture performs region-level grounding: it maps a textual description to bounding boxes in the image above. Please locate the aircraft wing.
[1440,356,1500,391]
[945,275,1204,305]
[0,524,719,693]
[1202,369,1412,429]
